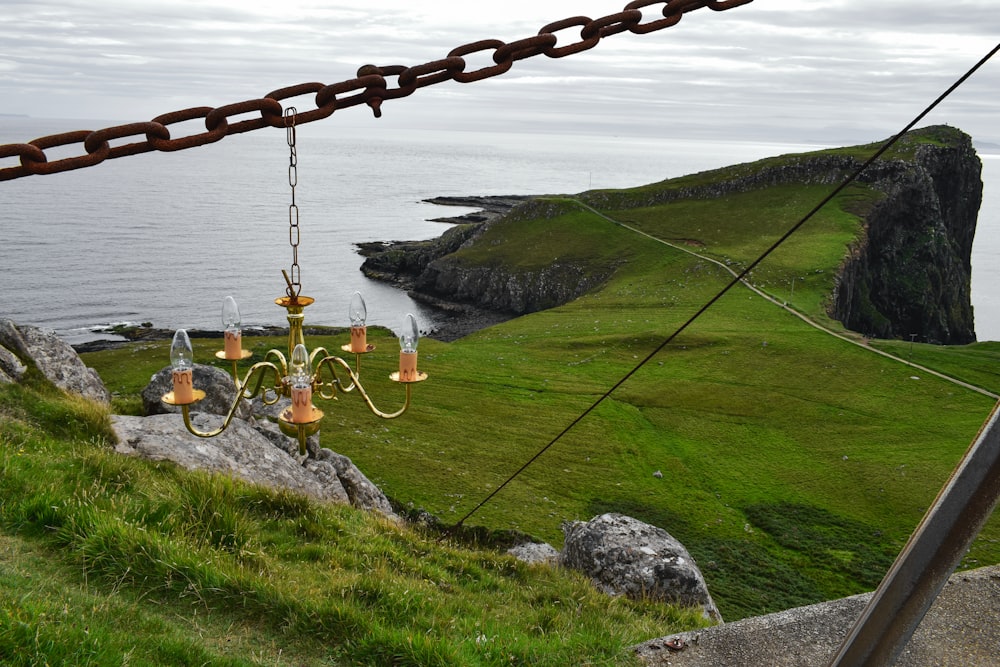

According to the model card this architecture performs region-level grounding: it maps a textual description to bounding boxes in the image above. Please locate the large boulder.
[561,513,721,622]
[318,449,399,521]
[0,319,110,404]
[142,364,252,420]
[113,413,349,503]
[120,380,402,521]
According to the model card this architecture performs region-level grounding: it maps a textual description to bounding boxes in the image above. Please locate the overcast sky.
[1,0,998,147]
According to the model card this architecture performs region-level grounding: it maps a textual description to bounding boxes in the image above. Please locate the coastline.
[72,312,516,354]
[73,196,523,353]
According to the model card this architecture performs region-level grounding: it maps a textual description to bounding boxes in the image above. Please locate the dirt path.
[572,199,999,400]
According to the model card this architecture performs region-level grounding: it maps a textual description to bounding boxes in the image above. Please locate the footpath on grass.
[572,200,1000,401]
[577,199,1000,664]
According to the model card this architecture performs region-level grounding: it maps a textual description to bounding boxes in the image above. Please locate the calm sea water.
[1,117,998,343]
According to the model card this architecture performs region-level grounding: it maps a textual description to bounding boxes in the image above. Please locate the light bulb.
[348,292,369,353]
[221,296,241,331]
[397,314,420,382]
[290,343,310,387]
[399,313,419,353]
[349,292,367,326]
[221,296,243,360]
[170,329,193,370]
[169,329,195,404]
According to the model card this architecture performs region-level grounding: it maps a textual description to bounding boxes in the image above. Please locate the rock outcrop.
[358,195,530,291]
[506,541,560,566]
[127,369,401,521]
[0,319,111,403]
[113,413,351,504]
[0,317,400,521]
[362,197,615,319]
[830,131,981,344]
[561,513,721,622]
[111,412,400,520]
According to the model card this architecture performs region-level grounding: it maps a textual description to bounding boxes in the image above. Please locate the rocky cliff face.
[830,132,981,344]
[361,197,612,318]
[360,126,982,344]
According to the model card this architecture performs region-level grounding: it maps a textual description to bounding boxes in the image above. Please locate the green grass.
[84,217,1000,621]
[7,127,1000,662]
[0,379,707,666]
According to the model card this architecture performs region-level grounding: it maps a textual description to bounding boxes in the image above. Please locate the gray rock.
[250,392,290,421]
[0,319,110,404]
[318,448,400,522]
[507,542,560,566]
[254,417,321,460]
[561,513,721,622]
[0,344,26,384]
[142,364,252,420]
[112,413,349,504]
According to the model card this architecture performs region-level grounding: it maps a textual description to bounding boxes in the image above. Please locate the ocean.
[1,117,998,344]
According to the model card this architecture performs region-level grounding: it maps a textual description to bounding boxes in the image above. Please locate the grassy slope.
[70,129,1000,632]
[0,375,706,666]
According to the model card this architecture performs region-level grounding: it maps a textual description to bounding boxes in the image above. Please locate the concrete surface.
[634,565,1000,666]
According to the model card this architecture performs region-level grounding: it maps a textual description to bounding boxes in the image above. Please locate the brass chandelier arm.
[180,361,284,438]
[312,349,356,398]
[179,403,230,438]
[315,354,413,419]
[263,349,288,375]
[240,360,285,401]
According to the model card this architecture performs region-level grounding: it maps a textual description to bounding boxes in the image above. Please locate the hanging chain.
[0,0,753,181]
[285,107,301,299]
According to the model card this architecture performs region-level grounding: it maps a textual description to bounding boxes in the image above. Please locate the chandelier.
[160,108,426,454]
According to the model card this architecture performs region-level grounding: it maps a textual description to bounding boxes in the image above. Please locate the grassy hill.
[4,130,1000,663]
[0,371,706,665]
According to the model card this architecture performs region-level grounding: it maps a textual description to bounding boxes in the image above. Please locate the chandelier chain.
[0,0,753,181]
[285,107,301,299]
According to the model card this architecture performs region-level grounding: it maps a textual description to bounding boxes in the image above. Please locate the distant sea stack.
[360,126,981,345]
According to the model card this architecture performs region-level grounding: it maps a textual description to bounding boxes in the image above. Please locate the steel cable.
[452,40,1000,530]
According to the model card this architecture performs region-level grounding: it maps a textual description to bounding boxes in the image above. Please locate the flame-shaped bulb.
[349,292,367,326]
[399,313,419,353]
[170,329,193,370]
[221,296,241,332]
[290,343,310,387]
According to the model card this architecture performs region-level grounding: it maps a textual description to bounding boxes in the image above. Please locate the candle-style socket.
[224,330,242,360]
[350,326,367,353]
[172,368,194,404]
[398,350,418,382]
[290,385,313,423]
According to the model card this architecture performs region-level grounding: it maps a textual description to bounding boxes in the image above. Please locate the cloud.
[0,1,997,146]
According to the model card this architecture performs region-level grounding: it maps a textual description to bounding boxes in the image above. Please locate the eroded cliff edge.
[360,126,982,344]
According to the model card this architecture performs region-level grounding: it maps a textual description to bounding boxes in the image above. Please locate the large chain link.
[0,0,752,181]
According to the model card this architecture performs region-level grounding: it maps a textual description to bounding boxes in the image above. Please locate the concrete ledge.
[635,564,1000,667]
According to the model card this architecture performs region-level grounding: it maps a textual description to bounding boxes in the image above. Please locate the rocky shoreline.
[73,196,528,353]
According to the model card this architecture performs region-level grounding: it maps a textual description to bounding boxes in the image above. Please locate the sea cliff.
[360,126,982,344]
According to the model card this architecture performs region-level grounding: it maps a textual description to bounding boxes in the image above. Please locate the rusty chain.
[0,0,752,182]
